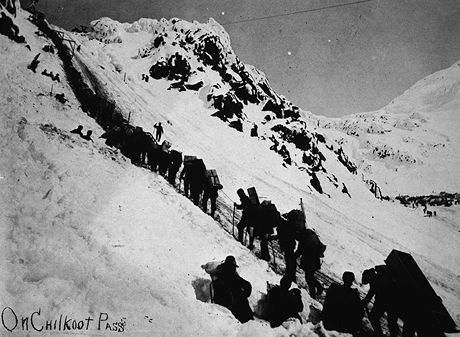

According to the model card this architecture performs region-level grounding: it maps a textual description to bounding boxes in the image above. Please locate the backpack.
[285,209,306,235]
[304,229,327,257]
[205,169,223,189]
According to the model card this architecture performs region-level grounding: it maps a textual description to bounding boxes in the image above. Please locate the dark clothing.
[210,264,254,323]
[295,229,324,299]
[168,150,182,186]
[236,194,253,243]
[363,265,399,337]
[296,229,322,271]
[158,150,170,176]
[189,159,206,205]
[154,123,163,142]
[202,185,218,217]
[277,219,297,284]
[266,286,303,328]
[322,283,363,334]
[147,142,160,172]
[179,164,192,197]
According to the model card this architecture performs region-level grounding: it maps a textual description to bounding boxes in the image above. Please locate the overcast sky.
[35,0,460,117]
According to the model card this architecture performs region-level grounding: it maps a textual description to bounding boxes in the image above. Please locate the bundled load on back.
[204,256,254,323]
[284,209,306,237]
[189,158,207,205]
[202,169,222,217]
[168,149,183,187]
[205,169,223,190]
[179,155,196,197]
[384,250,458,337]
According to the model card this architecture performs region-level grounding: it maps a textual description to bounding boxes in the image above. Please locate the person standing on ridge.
[153,122,163,142]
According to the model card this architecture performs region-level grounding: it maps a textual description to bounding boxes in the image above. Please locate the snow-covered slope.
[65,12,459,327]
[317,61,460,196]
[1,5,337,336]
[2,2,459,336]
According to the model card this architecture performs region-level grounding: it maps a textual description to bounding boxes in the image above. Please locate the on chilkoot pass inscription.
[1,307,126,333]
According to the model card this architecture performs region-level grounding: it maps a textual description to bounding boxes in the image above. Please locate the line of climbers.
[99,121,223,217]
[234,188,325,299]
[97,118,327,304]
[28,9,455,336]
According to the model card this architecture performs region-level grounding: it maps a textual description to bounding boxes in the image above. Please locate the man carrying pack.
[234,189,254,247]
[294,228,325,299]
[322,271,363,335]
[362,265,399,337]
[276,215,297,286]
[266,276,303,328]
[208,256,254,323]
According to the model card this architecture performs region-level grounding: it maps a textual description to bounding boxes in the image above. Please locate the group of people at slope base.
[206,254,431,337]
[79,121,437,337]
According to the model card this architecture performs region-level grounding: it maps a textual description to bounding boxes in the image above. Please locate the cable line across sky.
[221,0,374,26]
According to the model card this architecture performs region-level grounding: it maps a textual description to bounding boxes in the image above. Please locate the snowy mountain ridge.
[75,14,368,202]
[1,2,460,336]
[317,60,460,196]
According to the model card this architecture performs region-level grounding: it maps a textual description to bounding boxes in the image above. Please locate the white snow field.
[1,2,459,336]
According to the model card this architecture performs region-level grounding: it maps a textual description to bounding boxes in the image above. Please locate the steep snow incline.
[318,61,460,196]
[66,15,460,326]
[1,6,344,337]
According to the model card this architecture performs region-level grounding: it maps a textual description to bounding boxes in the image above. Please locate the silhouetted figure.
[70,125,84,137]
[266,277,303,328]
[28,53,40,73]
[322,271,364,335]
[147,140,160,172]
[294,229,325,299]
[202,182,219,217]
[276,216,297,286]
[153,122,163,142]
[208,256,254,323]
[81,130,94,142]
[254,200,280,261]
[168,150,182,186]
[362,266,398,337]
[189,159,206,205]
[250,124,258,137]
[234,188,254,246]
[158,150,170,176]
[179,161,192,197]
